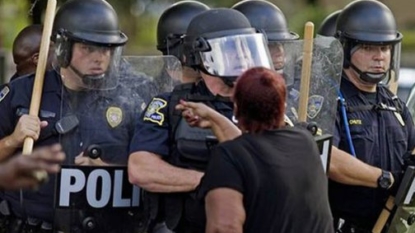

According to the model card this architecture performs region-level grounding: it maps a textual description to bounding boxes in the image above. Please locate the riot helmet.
[52,0,127,89]
[156,1,209,62]
[318,10,341,37]
[335,0,402,84]
[184,8,273,86]
[232,0,298,73]
[232,0,298,42]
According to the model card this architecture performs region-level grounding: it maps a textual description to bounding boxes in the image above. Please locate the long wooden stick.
[298,22,314,122]
[372,196,395,233]
[22,0,57,182]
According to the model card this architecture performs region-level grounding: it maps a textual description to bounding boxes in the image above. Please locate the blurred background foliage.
[1,0,415,64]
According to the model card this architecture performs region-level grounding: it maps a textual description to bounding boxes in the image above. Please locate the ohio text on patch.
[143,98,167,126]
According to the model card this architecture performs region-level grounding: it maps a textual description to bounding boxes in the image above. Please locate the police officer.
[231,0,301,128]
[11,25,54,81]
[128,8,273,233]
[0,0,149,232]
[328,1,415,232]
[317,10,342,37]
[156,1,209,83]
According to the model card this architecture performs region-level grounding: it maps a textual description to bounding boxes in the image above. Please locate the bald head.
[12,25,43,76]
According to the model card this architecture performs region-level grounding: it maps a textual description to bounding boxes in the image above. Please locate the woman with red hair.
[176,67,333,233]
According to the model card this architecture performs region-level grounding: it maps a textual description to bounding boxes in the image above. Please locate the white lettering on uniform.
[60,168,86,207]
[113,170,140,207]
[132,185,140,207]
[58,167,141,208]
[87,169,112,208]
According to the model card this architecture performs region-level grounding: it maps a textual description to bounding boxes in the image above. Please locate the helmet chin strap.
[220,77,235,88]
[200,66,235,88]
[69,64,105,87]
[350,62,387,84]
[275,67,284,74]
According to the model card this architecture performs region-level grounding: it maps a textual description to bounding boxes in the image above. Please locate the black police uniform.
[131,80,234,232]
[0,69,148,232]
[329,77,415,231]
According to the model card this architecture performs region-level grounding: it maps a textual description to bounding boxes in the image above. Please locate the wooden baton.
[22,0,57,182]
[298,22,314,122]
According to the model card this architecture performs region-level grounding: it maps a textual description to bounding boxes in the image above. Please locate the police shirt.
[330,77,415,227]
[0,70,147,222]
[130,80,234,159]
[199,127,334,233]
[130,80,234,231]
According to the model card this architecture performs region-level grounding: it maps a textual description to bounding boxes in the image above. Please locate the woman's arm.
[205,188,245,233]
[176,100,241,142]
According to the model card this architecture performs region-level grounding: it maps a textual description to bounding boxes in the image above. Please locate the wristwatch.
[377,170,392,190]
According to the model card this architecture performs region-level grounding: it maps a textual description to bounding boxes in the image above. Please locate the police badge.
[106,107,123,128]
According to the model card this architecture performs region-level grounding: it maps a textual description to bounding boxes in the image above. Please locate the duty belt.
[0,215,52,233]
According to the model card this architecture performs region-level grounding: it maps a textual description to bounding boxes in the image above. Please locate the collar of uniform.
[43,70,64,93]
[340,75,364,99]
[9,72,20,81]
[194,80,233,112]
[194,80,212,96]
[8,70,62,94]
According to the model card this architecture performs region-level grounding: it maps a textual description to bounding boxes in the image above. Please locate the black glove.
[390,151,415,196]
[389,170,404,196]
[403,151,415,168]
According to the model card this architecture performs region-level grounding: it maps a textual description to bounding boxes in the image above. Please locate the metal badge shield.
[307,95,324,119]
[0,86,10,103]
[106,107,123,128]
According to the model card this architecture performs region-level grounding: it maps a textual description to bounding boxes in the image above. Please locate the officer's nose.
[373,47,387,61]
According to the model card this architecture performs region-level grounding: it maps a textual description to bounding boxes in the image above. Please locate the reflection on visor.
[268,41,286,71]
[200,33,273,77]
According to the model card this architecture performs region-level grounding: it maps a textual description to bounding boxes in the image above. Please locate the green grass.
[401,30,415,52]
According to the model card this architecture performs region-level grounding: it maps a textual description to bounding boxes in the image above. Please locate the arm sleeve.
[129,94,171,158]
[402,105,415,150]
[332,109,342,147]
[0,84,15,138]
[198,144,244,199]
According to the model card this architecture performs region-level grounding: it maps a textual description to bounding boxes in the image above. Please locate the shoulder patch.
[0,86,10,103]
[307,95,324,119]
[143,98,167,126]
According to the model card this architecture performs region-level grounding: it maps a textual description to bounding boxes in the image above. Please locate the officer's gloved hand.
[403,151,415,168]
[389,151,415,196]
[293,121,319,136]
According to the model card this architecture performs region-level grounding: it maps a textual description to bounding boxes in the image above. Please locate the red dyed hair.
[233,67,286,133]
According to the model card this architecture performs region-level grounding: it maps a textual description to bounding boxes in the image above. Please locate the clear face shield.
[268,41,287,73]
[383,42,401,87]
[199,33,273,79]
[267,40,300,87]
[348,41,401,86]
[55,41,123,90]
